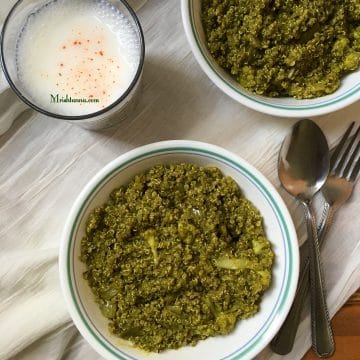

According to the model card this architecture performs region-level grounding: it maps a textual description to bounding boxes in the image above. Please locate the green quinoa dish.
[202,0,360,98]
[81,163,274,352]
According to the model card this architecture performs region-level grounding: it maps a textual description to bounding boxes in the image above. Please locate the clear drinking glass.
[0,0,145,131]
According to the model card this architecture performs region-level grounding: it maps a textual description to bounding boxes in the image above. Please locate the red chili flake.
[89,95,93,98]
[73,41,78,45]
[99,51,104,56]
[60,63,64,67]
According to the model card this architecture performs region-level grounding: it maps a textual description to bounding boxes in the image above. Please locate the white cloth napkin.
[1,1,359,359]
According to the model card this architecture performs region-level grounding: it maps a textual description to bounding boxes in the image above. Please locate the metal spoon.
[278,119,334,357]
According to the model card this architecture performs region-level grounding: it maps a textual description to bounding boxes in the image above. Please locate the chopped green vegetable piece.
[215,256,257,270]
[143,229,159,265]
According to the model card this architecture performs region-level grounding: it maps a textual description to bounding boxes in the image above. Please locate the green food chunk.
[215,255,259,270]
[80,163,274,352]
[143,229,159,265]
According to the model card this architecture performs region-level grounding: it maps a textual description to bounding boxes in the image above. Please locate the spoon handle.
[270,203,333,354]
[303,201,335,357]
[270,252,310,354]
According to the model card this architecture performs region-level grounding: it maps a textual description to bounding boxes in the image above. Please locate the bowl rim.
[181,0,360,118]
[59,140,299,360]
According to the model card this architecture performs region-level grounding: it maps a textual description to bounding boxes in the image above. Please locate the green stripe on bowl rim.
[189,0,360,111]
[66,146,295,360]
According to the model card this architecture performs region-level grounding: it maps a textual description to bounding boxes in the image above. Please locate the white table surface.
[1,1,359,359]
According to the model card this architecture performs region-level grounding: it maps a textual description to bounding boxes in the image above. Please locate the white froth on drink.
[16,0,140,116]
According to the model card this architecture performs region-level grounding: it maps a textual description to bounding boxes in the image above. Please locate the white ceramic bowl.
[181,0,360,118]
[59,140,299,360]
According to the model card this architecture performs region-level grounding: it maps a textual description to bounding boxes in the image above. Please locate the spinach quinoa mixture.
[81,163,274,352]
[202,0,360,98]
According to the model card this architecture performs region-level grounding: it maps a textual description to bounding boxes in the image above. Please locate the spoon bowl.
[278,119,329,200]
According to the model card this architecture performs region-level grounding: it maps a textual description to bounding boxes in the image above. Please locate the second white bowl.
[181,0,360,118]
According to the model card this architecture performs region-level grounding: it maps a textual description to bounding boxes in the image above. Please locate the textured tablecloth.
[1,1,359,359]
